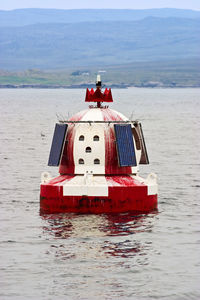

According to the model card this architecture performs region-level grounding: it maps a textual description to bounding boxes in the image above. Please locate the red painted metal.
[59,110,87,175]
[85,88,113,103]
[40,175,157,214]
[102,108,132,175]
[58,107,133,175]
[40,92,158,215]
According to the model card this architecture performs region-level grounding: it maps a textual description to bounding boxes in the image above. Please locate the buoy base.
[40,174,158,214]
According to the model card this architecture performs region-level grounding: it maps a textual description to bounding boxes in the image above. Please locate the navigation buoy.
[40,76,158,214]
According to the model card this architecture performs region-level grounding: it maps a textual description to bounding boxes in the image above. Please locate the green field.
[0,59,199,88]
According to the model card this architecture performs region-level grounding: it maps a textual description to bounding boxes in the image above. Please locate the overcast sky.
[0,0,200,10]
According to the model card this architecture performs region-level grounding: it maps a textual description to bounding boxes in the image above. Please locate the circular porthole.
[79,135,84,141]
[93,135,99,141]
[79,158,84,164]
[85,147,92,153]
[94,158,100,164]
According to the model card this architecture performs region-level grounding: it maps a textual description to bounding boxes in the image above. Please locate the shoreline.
[0,84,199,89]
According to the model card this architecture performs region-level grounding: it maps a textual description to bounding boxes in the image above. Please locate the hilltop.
[0,8,200,27]
[0,8,199,87]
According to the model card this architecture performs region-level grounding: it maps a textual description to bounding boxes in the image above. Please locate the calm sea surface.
[0,88,200,300]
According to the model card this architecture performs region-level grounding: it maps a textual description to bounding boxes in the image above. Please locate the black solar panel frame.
[48,123,68,166]
[114,124,137,167]
[138,122,149,164]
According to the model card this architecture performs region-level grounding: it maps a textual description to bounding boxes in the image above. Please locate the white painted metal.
[74,108,106,174]
[134,173,158,195]
[63,175,108,196]
[96,74,101,83]
[146,173,158,195]
[41,172,51,183]
[72,107,141,175]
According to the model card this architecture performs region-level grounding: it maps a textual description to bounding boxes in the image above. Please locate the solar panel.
[48,123,68,166]
[138,123,149,164]
[114,124,137,167]
[132,123,149,164]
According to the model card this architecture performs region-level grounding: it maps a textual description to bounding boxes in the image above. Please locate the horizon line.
[0,7,200,12]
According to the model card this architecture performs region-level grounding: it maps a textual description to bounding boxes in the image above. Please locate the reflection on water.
[1,88,199,299]
[41,212,158,261]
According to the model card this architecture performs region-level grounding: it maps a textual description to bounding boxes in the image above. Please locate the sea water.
[0,88,199,299]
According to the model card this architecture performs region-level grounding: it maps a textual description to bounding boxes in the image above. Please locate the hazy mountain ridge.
[1,58,199,88]
[0,17,199,70]
[0,8,200,27]
[0,8,199,86]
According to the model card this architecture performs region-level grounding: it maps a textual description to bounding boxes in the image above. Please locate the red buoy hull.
[40,175,158,214]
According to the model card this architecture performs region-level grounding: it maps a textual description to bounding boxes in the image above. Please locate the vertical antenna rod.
[96,75,101,108]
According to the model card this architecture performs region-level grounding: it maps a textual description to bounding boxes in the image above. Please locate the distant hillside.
[0,59,199,88]
[0,7,199,86]
[0,8,200,27]
[0,17,199,70]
